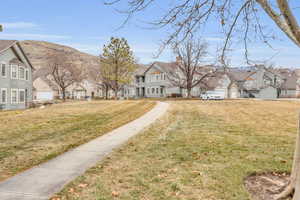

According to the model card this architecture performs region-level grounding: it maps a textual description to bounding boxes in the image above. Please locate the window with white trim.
[19,89,25,103]
[11,89,18,104]
[19,66,25,80]
[11,65,18,79]
[1,64,6,77]
[25,69,29,81]
[1,88,7,104]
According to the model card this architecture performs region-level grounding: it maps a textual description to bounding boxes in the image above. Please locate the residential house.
[0,40,34,110]
[132,62,184,98]
[69,80,102,99]
[228,66,283,99]
[199,72,236,99]
[278,69,300,98]
[123,62,224,98]
[122,62,288,100]
[33,66,102,101]
[33,67,59,101]
[242,66,282,99]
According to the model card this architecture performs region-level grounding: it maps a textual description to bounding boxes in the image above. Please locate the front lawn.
[56,100,299,200]
[0,100,155,181]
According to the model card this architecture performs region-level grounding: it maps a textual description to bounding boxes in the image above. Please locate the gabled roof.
[0,40,17,53]
[143,61,177,75]
[0,40,34,70]
[227,68,255,82]
[135,64,149,76]
[198,72,229,90]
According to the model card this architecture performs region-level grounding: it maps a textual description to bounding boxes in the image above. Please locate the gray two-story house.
[126,62,183,98]
[0,40,34,110]
[123,62,203,98]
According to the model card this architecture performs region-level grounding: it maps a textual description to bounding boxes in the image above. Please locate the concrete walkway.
[0,101,169,200]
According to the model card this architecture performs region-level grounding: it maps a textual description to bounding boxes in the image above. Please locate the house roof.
[0,40,34,70]
[135,64,149,76]
[198,72,228,90]
[33,67,59,91]
[227,69,255,82]
[153,61,177,73]
[0,40,17,53]
[278,70,298,90]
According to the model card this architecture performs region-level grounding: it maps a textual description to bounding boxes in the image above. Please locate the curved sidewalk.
[0,101,169,200]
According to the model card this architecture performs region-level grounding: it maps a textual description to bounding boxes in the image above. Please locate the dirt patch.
[245,172,291,200]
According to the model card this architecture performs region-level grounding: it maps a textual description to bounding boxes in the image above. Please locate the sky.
[0,0,299,68]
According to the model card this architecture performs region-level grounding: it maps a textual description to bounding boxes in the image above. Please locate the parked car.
[200,91,225,100]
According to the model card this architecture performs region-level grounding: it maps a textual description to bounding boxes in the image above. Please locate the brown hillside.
[20,40,100,75]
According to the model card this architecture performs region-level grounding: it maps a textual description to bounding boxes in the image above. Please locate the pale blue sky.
[0,0,299,67]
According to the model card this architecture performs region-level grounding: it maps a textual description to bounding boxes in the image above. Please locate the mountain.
[20,40,100,76]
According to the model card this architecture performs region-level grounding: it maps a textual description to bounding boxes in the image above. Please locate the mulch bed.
[244,172,291,200]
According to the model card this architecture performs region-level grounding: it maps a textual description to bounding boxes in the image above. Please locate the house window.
[156,88,159,94]
[19,89,25,103]
[147,88,150,94]
[11,65,18,79]
[11,89,18,104]
[25,69,29,81]
[19,66,25,80]
[152,88,155,94]
[1,88,7,104]
[1,64,6,77]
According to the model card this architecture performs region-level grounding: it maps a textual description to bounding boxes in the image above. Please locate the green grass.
[55,100,300,200]
[0,100,155,181]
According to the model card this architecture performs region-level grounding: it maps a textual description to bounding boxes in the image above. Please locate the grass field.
[55,100,300,200]
[0,100,155,181]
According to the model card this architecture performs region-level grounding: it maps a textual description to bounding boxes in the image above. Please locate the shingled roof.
[0,40,17,53]
[135,64,149,76]
[0,40,34,70]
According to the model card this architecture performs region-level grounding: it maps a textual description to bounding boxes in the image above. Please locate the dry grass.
[0,100,155,181]
[56,100,300,200]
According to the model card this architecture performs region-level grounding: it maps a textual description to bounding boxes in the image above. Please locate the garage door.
[36,92,54,101]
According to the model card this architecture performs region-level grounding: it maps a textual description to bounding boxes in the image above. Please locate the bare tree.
[88,60,112,100]
[106,0,300,64]
[49,53,83,101]
[106,0,300,199]
[169,39,216,98]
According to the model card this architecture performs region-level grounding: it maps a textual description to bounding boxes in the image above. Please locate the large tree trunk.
[292,113,300,200]
[105,86,108,100]
[62,88,66,102]
[114,89,118,100]
[187,88,192,98]
[276,113,300,200]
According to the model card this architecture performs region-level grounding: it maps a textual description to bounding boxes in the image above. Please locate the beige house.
[33,67,101,101]
[33,67,59,101]
[33,77,58,101]
[199,72,238,99]
[68,80,102,99]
